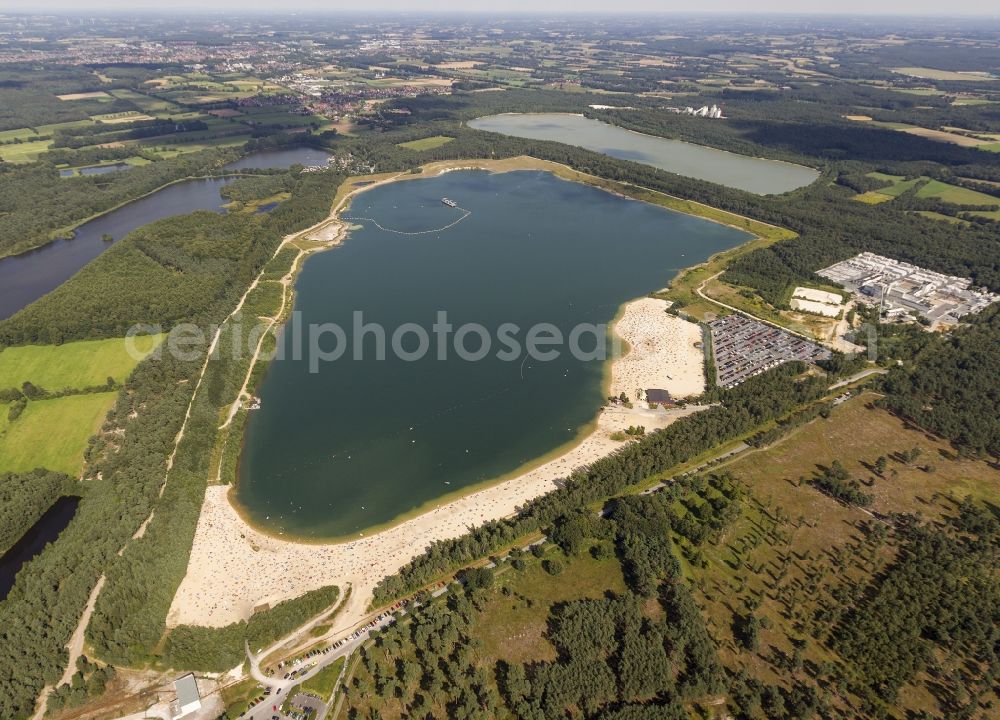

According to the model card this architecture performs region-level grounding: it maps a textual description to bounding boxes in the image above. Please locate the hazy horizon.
[1,2,998,18]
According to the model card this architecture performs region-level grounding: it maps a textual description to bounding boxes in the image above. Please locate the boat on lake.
[441,197,458,207]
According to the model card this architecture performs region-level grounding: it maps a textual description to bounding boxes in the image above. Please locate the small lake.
[60,163,132,177]
[224,146,332,170]
[236,169,751,538]
[0,146,332,320]
[468,113,819,195]
[0,496,80,600]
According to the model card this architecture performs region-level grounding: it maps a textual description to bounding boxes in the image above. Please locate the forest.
[881,306,1000,458]
[161,585,339,672]
[345,471,827,720]
[0,164,344,720]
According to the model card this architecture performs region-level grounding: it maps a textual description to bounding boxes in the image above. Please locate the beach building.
[645,388,673,405]
[170,674,202,719]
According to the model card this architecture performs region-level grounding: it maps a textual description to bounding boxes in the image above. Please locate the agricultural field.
[891,67,998,82]
[0,138,54,163]
[915,178,1000,205]
[0,334,163,391]
[855,174,1000,218]
[397,135,454,151]
[0,392,117,475]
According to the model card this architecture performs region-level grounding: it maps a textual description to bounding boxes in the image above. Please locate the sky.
[1,1,997,16]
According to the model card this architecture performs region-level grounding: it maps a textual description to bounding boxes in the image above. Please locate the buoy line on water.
[341,207,471,236]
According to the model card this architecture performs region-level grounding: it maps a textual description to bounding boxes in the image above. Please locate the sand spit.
[167,297,705,629]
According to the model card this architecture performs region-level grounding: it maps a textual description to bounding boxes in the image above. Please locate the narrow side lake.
[236,170,751,539]
[0,146,331,320]
[0,496,80,600]
[468,113,819,195]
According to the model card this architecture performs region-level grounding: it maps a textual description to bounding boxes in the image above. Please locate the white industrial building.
[170,674,202,719]
[818,252,999,325]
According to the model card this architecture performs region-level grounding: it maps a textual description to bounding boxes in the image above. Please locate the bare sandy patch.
[94,113,155,124]
[899,127,989,147]
[435,61,481,69]
[56,91,110,101]
[792,287,843,305]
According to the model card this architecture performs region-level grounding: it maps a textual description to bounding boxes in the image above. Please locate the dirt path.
[30,577,108,720]
[216,173,407,438]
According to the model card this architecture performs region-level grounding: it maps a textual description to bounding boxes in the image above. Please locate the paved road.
[829,367,886,390]
[240,613,396,720]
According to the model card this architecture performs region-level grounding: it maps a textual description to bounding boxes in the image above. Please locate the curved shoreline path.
[168,295,707,629]
[234,166,749,538]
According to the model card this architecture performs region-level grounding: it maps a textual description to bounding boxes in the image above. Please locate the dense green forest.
[882,306,1000,458]
[0,65,119,131]
[161,585,339,672]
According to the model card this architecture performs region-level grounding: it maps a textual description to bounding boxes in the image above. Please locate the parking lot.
[709,313,830,388]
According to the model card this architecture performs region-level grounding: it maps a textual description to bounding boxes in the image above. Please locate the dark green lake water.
[236,170,749,538]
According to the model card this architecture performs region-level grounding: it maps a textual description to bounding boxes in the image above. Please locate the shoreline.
[168,293,707,628]
[225,158,729,541]
[467,112,823,179]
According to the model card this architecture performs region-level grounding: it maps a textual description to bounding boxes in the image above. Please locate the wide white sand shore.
[167,298,706,629]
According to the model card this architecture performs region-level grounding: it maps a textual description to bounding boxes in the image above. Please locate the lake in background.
[236,169,751,539]
[0,146,331,320]
[224,146,333,170]
[468,113,819,195]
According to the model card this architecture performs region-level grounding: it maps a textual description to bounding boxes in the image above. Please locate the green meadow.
[0,334,163,391]
[397,135,455,151]
[0,392,117,475]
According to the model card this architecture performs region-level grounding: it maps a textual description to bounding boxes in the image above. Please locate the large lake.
[468,113,819,195]
[236,170,750,538]
[0,146,331,320]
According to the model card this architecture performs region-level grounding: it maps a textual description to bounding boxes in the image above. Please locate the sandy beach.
[167,296,706,629]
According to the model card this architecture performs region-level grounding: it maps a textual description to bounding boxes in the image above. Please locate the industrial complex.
[818,252,1000,326]
[709,314,832,388]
